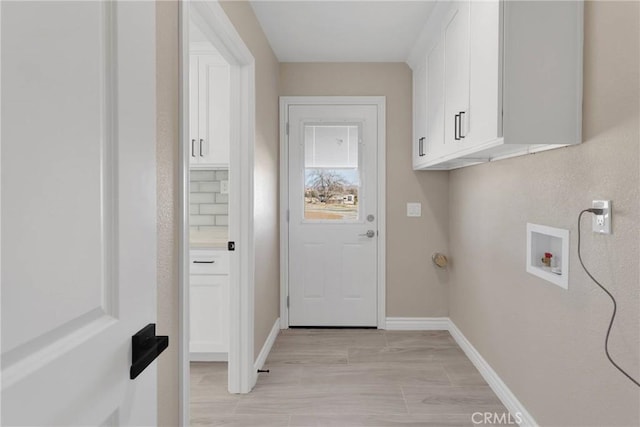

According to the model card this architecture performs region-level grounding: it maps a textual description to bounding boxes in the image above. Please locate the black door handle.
[193,260,215,264]
[191,139,196,157]
[454,114,460,140]
[459,111,465,139]
[419,137,426,157]
[130,324,169,380]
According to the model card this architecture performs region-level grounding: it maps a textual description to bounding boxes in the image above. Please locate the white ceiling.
[249,1,436,62]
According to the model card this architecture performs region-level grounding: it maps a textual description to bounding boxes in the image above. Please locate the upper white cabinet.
[189,48,230,168]
[413,32,447,168]
[409,0,583,170]
[412,57,427,168]
[443,1,470,152]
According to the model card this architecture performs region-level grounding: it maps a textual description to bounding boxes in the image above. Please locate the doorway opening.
[179,2,256,425]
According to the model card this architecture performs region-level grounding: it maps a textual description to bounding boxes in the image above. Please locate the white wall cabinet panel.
[190,53,230,167]
[409,0,583,170]
[443,1,470,153]
[412,57,428,168]
[426,34,446,160]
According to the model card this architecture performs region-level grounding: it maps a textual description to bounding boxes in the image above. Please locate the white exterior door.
[2,1,158,425]
[287,104,379,327]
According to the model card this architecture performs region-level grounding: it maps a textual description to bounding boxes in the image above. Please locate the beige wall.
[156,1,180,426]
[448,2,640,426]
[219,1,281,359]
[280,63,450,317]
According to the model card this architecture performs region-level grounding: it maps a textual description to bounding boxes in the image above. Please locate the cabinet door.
[412,57,428,169]
[189,55,200,165]
[426,36,446,159]
[198,55,230,167]
[443,1,471,154]
[190,274,230,357]
[467,0,501,147]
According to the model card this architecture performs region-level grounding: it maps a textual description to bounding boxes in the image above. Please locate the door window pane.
[304,125,359,221]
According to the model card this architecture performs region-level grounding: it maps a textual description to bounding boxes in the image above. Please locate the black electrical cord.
[578,209,640,388]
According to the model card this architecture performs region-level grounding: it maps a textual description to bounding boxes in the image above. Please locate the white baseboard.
[254,317,280,372]
[448,320,537,427]
[190,352,228,362]
[384,317,449,330]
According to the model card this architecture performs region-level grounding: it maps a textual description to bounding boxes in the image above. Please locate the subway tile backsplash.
[190,169,228,233]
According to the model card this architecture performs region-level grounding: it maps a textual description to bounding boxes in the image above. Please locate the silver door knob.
[359,230,375,238]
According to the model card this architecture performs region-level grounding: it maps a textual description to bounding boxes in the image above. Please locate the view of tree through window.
[303,125,360,220]
[304,168,359,220]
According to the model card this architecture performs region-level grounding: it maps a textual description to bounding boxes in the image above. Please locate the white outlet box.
[592,200,611,234]
[221,180,229,195]
[407,202,421,217]
[526,223,569,289]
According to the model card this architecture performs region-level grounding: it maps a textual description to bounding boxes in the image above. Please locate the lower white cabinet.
[190,249,229,361]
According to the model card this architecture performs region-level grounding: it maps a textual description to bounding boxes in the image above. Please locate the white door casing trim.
[179,1,256,426]
[279,96,386,329]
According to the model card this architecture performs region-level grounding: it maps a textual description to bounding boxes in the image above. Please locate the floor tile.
[298,363,451,387]
[267,348,348,365]
[190,330,506,426]
[443,362,488,386]
[384,331,457,349]
[348,346,440,364]
[191,414,290,427]
[289,413,474,427]
[402,385,506,415]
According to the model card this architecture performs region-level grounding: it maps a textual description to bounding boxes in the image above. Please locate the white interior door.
[2,1,158,425]
[288,105,378,327]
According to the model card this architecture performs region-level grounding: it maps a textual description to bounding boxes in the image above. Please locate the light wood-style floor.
[190,329,509,426]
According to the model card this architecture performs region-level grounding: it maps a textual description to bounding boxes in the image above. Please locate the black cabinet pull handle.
[191,139,196,157]
[454,114,460,140]
[193,260,215,264]
[459,111,465,139]
[419,137,426,157]
[130,324,169,380]
[199,139,205,157]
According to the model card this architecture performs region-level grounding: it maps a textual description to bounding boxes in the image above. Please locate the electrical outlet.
[592,200,612,234]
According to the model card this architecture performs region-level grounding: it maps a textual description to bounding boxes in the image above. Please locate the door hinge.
[286,296,290,308]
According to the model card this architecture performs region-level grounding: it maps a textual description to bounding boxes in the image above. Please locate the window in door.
[303,124,360,221]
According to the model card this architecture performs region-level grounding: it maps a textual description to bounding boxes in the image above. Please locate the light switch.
[221,180,229,195]
[407,202,422,217]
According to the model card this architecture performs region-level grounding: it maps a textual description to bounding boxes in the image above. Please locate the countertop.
[190,227,228,250]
